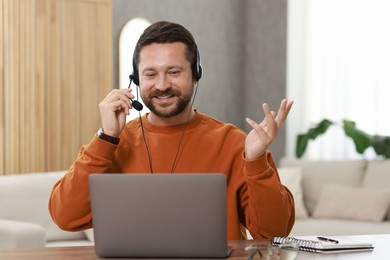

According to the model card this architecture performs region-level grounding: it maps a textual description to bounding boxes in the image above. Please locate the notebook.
[89,173,231,258]
[271,236,374,253]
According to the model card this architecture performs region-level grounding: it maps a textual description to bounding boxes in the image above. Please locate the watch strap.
[97,128,120,145]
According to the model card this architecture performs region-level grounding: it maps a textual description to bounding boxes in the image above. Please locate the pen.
[317,236,339,244]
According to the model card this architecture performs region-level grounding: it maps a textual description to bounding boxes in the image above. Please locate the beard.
[142,87,193,118]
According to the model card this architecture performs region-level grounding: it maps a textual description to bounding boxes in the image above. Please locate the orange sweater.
[49,111,294,240]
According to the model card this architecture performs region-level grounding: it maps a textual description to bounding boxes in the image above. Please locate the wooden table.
[0,234,388,259]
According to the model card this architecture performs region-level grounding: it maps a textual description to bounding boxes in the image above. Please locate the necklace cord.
[170,81,200,173]
[139,114,154,174]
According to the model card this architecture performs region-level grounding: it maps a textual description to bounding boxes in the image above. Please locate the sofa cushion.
[312,185,390,222]
[278,167,308,219]
[362,160,390,219]
[84,228,95,243]
[0,219,46,249]
[0,172,86,242]
[279,158,367,215]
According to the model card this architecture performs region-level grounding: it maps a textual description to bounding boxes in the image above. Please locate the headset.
[129,45,203,87]
[128,44,203,173]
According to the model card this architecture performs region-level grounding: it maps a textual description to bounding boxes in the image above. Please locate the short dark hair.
[133,21,198,76]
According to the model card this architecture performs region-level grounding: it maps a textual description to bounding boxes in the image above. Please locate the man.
[49,21,295,240]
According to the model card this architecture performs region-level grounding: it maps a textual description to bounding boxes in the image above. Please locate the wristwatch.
[97,128,120,145]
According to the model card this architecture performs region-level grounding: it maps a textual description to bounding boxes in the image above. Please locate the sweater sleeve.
[240,151,295,239]
[48,136,117,231]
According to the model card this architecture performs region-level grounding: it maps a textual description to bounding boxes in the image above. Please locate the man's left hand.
[244,99,293,160]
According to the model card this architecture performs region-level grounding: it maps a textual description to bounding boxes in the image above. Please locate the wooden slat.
[2,0,11,174]
[23,0,32,172]
[6,0,22,174]
[45,0,61,171]
[0,0,5,174]
[59,0,79,169]
[27,0,36,172]
[4,0,11,173]
[19,0,27,173]
[31,0,46,172]
[14,0,21,173]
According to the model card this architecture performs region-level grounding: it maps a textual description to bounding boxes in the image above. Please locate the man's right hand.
[98,88,136,137]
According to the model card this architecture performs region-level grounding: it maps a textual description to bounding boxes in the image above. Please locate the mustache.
[150,89,180,97]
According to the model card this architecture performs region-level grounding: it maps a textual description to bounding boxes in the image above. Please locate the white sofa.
[3,161,390,249]
[0,171,94,249]
[278,158,390,236]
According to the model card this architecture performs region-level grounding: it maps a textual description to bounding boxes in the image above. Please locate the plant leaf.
[295,119,334,158]
[296,134,309,158]
[371,135,390,158]
[342,120,372,154]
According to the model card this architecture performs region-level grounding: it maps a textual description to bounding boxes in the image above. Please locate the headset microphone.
[128,75,143,111]
[130,99,143,111]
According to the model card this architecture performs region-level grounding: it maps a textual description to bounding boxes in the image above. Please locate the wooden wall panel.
[0,0,112,175]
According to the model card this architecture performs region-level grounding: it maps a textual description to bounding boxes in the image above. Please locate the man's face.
[138,42,195,119]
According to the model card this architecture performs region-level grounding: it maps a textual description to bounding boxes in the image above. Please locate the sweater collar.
[140,109,204,134]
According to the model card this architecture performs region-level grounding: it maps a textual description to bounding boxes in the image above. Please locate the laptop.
[89,173,230,258]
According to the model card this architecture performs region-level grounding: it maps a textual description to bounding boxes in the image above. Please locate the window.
[287,0,390,159]
[119,17,151,121]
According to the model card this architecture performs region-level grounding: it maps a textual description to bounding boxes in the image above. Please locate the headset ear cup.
[194,48,202,81]
[129,74,138,86]
[196,64,203,81]
[132,59,140,86]
[131,73,139,86]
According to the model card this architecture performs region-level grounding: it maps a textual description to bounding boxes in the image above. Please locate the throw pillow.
[312,185,390,222]
[279,158,366,216]
[362,160,390,220]
[278,167,309,219]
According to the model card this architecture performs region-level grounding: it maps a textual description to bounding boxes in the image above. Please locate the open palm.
[245,99,293,160]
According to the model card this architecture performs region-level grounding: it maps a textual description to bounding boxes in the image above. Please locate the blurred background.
[1,0,389,174]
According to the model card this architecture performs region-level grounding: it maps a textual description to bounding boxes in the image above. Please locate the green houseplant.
[296,119,390,159]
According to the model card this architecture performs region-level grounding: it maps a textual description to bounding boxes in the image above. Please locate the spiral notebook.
[271,236,374,253]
